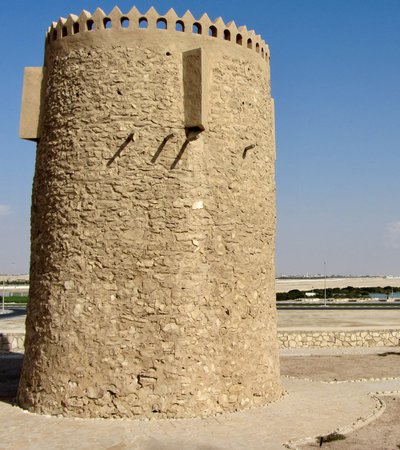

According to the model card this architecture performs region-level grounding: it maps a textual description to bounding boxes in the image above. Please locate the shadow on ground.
[0,352,23,404]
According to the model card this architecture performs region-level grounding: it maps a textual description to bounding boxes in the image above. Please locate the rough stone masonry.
[18,6,282,419]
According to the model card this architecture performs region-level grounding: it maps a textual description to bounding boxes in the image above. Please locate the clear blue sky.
[1,0,400,276]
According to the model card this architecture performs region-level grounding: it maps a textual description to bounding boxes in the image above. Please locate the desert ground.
[276,276,400,293]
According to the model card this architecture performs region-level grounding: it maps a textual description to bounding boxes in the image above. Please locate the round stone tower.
[18,6,282,419]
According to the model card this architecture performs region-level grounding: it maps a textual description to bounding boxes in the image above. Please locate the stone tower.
[19,6,282,419]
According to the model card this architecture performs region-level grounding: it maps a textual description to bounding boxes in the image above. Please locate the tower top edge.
[46,6,270,61]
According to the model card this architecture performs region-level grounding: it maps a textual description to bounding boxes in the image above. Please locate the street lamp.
[324,261,327,307]
[1,277,4,314]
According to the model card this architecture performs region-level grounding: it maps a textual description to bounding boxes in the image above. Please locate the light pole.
[1,278,4,314]
[324,261,327,307]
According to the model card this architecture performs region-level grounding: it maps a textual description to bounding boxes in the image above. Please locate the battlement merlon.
[47,7,270,62]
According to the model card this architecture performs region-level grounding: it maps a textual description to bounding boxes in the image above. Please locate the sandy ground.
[276,277,400,293]
[280,350,400,381]
[301,397,400,449]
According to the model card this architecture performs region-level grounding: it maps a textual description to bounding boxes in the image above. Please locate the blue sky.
[1,1,400,276]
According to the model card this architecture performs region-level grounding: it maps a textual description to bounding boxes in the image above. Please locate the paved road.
[278,308,400,329]
[0,306,26,333]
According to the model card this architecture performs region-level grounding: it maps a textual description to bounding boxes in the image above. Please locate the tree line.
[277,286,400,301]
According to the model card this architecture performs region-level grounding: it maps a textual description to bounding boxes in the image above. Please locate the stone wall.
[18,8,282,420]
[4,329,400,355]
[0,333,25,353]
[279,329,400,348]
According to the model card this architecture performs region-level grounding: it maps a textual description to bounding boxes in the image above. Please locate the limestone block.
[183,48,208,130]
[19,67,44,140]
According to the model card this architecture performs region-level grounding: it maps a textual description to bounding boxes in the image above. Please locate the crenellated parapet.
[47,6,269,61]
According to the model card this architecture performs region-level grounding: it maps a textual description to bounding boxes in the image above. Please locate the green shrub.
[1,295,28,304]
